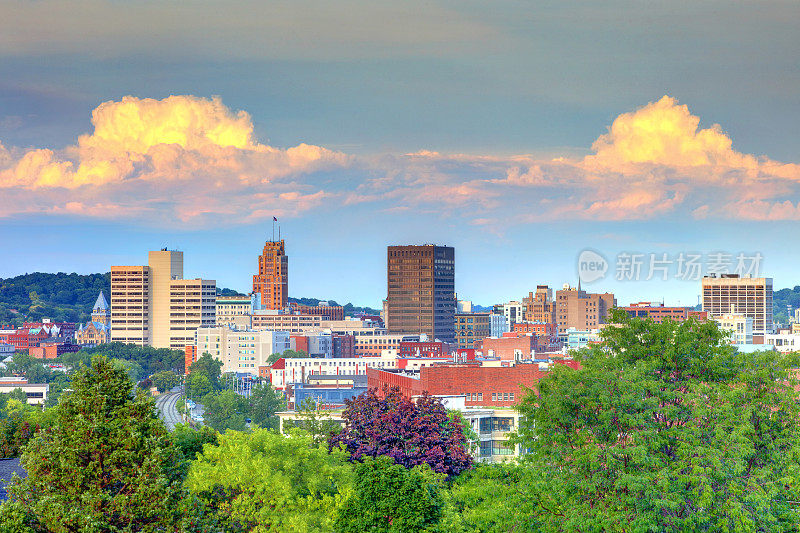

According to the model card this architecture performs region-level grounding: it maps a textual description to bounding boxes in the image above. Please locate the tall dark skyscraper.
[386,244,455,343]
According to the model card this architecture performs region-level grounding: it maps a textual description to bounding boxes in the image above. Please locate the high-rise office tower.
[555,284,616,331]
[253,240,288,310]
[523,285,556,324]
[111,249,216,349]
[701,274,773,343]
[386,244,455,343]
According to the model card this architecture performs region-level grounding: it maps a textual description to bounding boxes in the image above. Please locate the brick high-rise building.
[253,239,288,310]
[701,274,773,343]
[523,285,556,324]
[386,245,456,343]
[555,284,616,331]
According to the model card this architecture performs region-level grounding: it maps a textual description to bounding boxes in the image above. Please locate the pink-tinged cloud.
[1,94,798,225]
[0,95,352,223]
[376,96,800,223]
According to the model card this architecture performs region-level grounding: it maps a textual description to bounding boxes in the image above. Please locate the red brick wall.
[30,343,79,359]
[291,335,310,354]
[184,345,197,374]
[367,368,424,398]
[420,365,547,406]
[474,335,536,360]
[512,322,556,337]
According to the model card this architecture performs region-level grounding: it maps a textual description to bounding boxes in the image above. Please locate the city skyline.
[1,2,798,309]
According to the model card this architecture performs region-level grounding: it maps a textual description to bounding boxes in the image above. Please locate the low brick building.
[398,340,453,358]
[474,333,538,361]
[29,342,81,359]
[512,322,556,337]
[367,363,548,407]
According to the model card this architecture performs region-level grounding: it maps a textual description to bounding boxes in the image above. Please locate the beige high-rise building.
[110,266,151,345]
[111,250,216,349]
[555,284,616,331]
[701,274,773,343]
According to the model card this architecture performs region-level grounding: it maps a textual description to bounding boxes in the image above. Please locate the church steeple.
[91,291,110,325]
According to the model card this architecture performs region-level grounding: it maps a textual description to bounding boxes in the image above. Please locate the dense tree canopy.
[517,311,800,531]
[774,285,800,324]
[9,355,184,532]
[202,390,248,433]
[330,387,472,477]
[188,352,222,389]
[151,370,181,393]
[0,272,110,326]
[335,456,444,533]
[186,429,354,532]
[243,383,284,430]
[73,342,185,375]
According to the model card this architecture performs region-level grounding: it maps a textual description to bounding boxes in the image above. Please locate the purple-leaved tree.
[329,387,473,477]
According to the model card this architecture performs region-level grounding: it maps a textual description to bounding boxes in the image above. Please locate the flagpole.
[272,217,275,242]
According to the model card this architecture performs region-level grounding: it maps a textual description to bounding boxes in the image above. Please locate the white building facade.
[195,327,290,375]
[715,312,754,345]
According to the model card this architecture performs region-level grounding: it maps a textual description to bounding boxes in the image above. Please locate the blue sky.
[1,1,798,307]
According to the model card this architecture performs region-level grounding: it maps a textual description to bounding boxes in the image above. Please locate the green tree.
[189,352,223,389]
[186,428,354,532]
[335,455,443,533]
[289,397,341,446]
[165,423,219,485]
[517,312,800,531]
[0,397,42,458]
[246,383,285,430]
[112,357,144,383]
[202,389,247,433]
[151,370,181,393]
[443,463,543,532]
[8,355,184,532]
[0,500,32,533]
[187,373,213,400]
[266,348,307,364]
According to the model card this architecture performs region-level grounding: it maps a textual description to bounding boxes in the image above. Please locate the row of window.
[478,440,515,456]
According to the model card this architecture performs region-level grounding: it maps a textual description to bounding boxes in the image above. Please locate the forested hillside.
[774,285,800,325]
[0,272,110,326]
[0,272,379,326]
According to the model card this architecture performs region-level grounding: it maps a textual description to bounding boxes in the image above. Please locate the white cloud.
[1,94,798,225]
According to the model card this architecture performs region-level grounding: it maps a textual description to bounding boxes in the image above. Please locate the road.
[155,390,183,431]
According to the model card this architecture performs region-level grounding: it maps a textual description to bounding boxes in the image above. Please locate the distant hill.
[289,297,381,316]
[0,272,110,326]
[0,272,379,325]
[774,285,800,325]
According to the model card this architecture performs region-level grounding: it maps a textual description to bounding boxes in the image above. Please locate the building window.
[477,393,483,401]
[492,440,514,455]
[492,393,497,402]
[479,440,492,457]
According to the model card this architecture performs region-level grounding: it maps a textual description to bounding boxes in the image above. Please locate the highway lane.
[155,390,183,431]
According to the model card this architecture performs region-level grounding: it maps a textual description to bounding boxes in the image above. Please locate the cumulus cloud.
[1,94,798,225]
[0,95,352,223]
[584,96,760,172]
[374,95,799,222]
[0,95,348,190]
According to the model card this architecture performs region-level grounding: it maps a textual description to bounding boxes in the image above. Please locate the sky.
[1,0,799,308]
